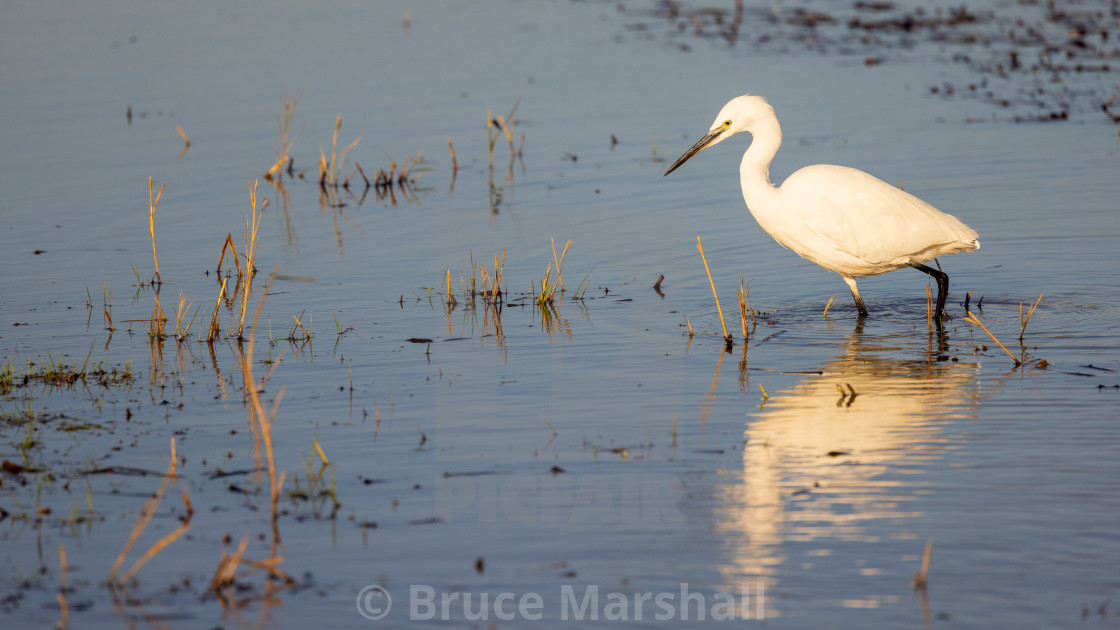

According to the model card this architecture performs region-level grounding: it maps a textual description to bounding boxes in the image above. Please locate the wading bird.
[664,94,978,322]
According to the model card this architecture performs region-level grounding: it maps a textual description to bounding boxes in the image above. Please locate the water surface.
[2,1,1119,628]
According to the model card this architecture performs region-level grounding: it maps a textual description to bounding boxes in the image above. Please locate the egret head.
[664,94,773,176]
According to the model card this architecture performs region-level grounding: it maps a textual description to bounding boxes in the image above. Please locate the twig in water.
[963,310,1020,365]
[541,415,557,437]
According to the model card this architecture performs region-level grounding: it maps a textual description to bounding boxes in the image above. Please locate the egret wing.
[779,165,976,270]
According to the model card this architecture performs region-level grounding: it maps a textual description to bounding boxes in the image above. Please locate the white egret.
[665,94,979,322]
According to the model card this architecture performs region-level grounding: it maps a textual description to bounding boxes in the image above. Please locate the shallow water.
[2,1,1119,628]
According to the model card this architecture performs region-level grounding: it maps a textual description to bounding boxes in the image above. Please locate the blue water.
[1,1,1119,628]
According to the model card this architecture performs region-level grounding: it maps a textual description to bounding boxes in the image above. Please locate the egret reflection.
[714,326,982,613]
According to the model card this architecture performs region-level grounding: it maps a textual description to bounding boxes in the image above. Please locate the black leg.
[907,262,949,321]
[842,276,869,317]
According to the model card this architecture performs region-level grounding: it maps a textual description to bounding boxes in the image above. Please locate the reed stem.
[696,236,730,343]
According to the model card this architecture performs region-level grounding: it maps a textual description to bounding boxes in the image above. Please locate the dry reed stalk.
[447,137,458,172]
[1019,292,1042,341]
[118,490,192,584]
[58,542,68,629]
[479,266,492,296]
[148,177,165,285]
[373,400,382,441]
[176,125,191,147]
[964,310,1020,364]
[206,278,227,343]
[354,163,371,188]
[551,239,571,296]
[216,234,243,278]
[504,99,521,155]
[823,293,836,317]
[913,539,932,589]
[737,276,750,340]
[322,115,361,189]
[498,114,516,160]
[445,269,457,306]
[174,290,194,342]
[328,116,342,184]
[150,292,168,341]
[108,438,179,585]
[103,285,115,332]
[266,90,301,181]
[290,311,311,341]
[491,251,505,301]
[211,535,250,592]
[314,438,329,466]
[536,240,571,305]
[925,283,934,334]
[487,109,500,170]
[397,150,423,186]
[696,236,730,343]
[240,270,285,518]
[237,556,293,582]
[685,314,693,337]
[235,180,264,339]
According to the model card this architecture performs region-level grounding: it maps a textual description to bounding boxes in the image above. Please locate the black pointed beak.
[664,127,725,176]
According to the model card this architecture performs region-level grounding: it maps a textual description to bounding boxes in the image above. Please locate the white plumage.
[665,94,979,321]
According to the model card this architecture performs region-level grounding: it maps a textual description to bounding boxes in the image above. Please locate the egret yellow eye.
[723,120,732,128]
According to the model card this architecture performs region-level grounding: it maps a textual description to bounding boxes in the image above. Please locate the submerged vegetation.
[0,349,135,397]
